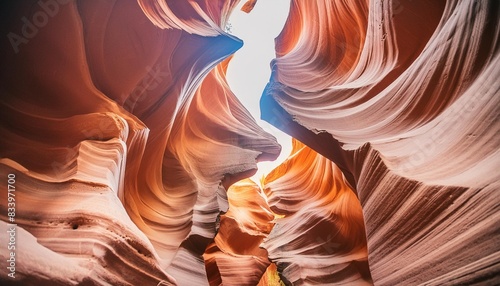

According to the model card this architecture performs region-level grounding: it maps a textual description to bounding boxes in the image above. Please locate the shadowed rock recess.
[0,0,498,285]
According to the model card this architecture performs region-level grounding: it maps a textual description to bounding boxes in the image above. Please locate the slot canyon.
[0,0,499,285]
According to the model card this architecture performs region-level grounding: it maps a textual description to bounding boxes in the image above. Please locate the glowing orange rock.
[204,179,274,285]
[0,0,279,284]
[262,0,500,284]
[262,139,372,285]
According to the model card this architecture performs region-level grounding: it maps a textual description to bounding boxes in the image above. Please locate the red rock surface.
[262,0,500,285]
[1,0,499,285]
[204,179,274,285]
[0,0,279,285]
[262,139,372,285]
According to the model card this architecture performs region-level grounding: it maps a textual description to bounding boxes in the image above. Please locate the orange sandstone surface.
[0,0,499,285]
[261,0,499,285]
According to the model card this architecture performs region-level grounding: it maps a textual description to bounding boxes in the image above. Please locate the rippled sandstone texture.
[262,139,372,285]
[1,0,499,285]
[261,0,500,285]
[0,0,280,285]
[204,179,275,285]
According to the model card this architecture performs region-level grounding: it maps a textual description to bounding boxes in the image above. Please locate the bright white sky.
[226,0,292,183]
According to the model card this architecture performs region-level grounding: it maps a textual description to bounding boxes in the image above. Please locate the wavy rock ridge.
[204,179,275,285]
[1,0,499,285]
[262,0,500,284]
[263,139,372,285]
[1,0,279,285]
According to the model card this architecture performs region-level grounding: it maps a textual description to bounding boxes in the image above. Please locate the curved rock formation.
[1,0,499,285]
[0,0,279,285]
[262,139,371,285]
[204,179,274,286]
[262,0,500,284]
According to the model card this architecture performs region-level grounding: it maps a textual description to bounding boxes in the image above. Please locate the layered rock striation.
[0,0,279,284]
[204,179,275,285]
[1,0,499,285]
[262,0,500,284]
[262,139,372,285]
